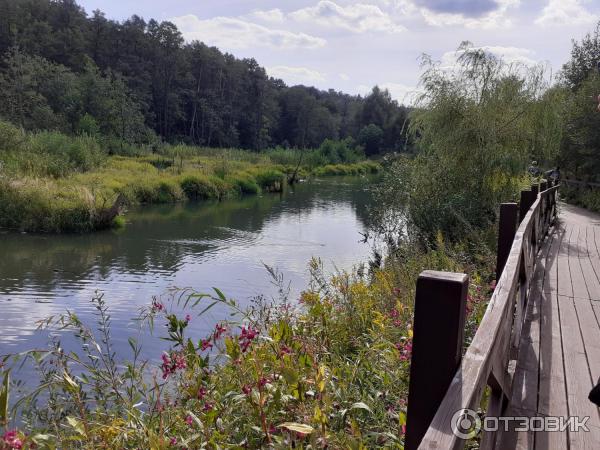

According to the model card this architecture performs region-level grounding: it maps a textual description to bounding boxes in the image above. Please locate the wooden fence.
[405,180,559,450]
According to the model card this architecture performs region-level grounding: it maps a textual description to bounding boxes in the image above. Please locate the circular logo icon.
[451,408,481,440]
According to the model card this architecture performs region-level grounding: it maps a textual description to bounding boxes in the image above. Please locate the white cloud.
[170,15,326,50]
[251,8,285,23]
[535,0,598,27]
[419,0,520,29]
[289,1,405,33]
[267,65,327,84]
[339,73,351,81]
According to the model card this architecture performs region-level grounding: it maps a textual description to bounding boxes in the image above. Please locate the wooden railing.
[405,180,559,450]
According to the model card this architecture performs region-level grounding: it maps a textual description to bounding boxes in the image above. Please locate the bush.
[248,168,285,192]
[227,172,261,195]
[179,175,220,200]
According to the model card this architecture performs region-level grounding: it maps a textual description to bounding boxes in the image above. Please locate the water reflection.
[0,177,375,360]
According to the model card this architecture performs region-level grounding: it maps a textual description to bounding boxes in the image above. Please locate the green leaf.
[279,422,314,435]
[66,416,86,436]
[212,287,227,302]
[281,367,299,385]
[0,370,9,423]
[350,401,372,414]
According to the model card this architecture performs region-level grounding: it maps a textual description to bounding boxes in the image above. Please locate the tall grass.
[0,120,379,233]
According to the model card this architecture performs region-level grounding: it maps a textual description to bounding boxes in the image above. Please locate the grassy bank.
[0,123,380,233]
[0,236,494,449]
[562,186,600,213]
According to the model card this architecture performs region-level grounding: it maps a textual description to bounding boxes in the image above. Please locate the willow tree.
[374,42,564,242]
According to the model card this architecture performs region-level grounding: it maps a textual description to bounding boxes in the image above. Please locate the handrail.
[405,181,559,450]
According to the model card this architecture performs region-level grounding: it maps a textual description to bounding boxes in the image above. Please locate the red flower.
[242,384,252,395]
[151,299,164,312]
[197,387,207,399]
[160,351,187,379]
[200,339,213,351]
[214,323,227,339]
[2,430,23,449]
[238,325,259,352]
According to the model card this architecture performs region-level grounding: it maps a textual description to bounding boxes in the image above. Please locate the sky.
[76,0,600,104]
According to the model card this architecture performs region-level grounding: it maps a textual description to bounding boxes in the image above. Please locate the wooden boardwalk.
[500,203,600,449]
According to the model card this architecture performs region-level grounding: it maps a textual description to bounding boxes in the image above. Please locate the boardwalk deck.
[501,203,600,449]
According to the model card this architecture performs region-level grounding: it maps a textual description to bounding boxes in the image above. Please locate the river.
[0,176,377,376]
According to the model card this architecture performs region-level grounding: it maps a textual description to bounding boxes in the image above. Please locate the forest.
[0,0,410,155]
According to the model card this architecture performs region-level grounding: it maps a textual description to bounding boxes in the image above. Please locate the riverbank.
[0,123,379,233]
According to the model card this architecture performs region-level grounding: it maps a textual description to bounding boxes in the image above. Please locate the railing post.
[519,188,536,223]
[405,271,469,450]
[496,203,518,281]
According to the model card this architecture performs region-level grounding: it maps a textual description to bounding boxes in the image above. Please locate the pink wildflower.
[160,351,187,379]
[185,314,191,323]
[238,325,259,352]
[203,402,214,412]
[170,437,177,446]
[185,415,193,426]
[214,323,227,339]
[242,384,252,395]
[151,299,164,312]
[2,430,23,449]
[200,339,213,351]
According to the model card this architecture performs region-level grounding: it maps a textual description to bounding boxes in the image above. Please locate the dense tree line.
[0,0,410,154]
[558,21,600,181]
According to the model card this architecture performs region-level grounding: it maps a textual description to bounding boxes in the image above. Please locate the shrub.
[227,172,261,195]
[249,168,285,191]
[179,175,220,200]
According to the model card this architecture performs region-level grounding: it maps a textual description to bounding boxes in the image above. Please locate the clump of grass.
[226,172,261,195]
[247,167,286,192]
[179,175,221,200]
[312,161,381,176]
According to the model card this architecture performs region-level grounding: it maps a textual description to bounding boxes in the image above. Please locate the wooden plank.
[536,232,568,450]
[573,298,600,384]
[580,227,600,301]
[557,294,600,449]
[557,225,574,298]
[569,226,590,299]
[587,226,600,300]
[544,226,563,295]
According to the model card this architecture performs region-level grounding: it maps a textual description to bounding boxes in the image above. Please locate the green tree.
[358,124,384,156]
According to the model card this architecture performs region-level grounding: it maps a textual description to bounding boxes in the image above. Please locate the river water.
[0,176,376,372]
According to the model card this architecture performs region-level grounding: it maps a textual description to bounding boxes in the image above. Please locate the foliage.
[0,123,378,232]
[562,186,600,213]
[0,0,410,152]
[372,43,563,241]
[558,74,600,181]
[0,239,494,449]
[561,21,600,89]
[358,124,384,156]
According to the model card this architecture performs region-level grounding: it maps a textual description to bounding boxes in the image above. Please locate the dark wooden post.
[519,183,540,224]
[496,203,518,281]
[540,181,548,192]
[405,271,469,450]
